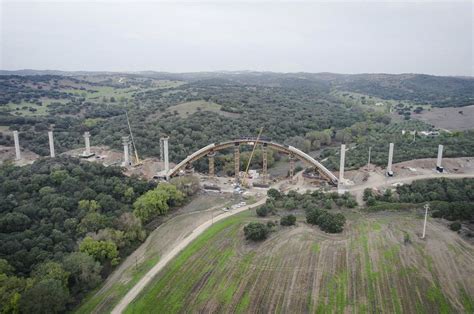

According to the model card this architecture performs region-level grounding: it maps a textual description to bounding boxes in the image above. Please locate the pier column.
[234,143,240,183]
[161,137,169,174]
[13,131,21,160]
[48,131,55,158]
[387,143,394,176]
[262,144,268,183]
[436,144,444,172]
[339,144,346,183]
[208,152,215,177]
[122,136,130,167]
[83,132,91,156]
[289,154,295,182]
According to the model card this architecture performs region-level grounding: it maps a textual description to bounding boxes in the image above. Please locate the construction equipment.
[241,127,264,187]
[125,111,141,165]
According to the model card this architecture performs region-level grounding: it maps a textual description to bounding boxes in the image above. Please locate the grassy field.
[1,98,69,116]
[63,86,135,102]
[331,90,432,114]
[126,210,474,313]
[75,193,237,314]
[166,100,223,118]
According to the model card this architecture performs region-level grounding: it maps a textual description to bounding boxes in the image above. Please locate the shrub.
[267,188,281,199]
[243,222,269,241]
[306,208,345,233]
[449,222,461,231]
[366,197,376,206]
[266,221,276,228]
[256,205,270,217]
[403,232,411,244]
[363,188,373,201]
[280,214,296,226]
[317,212,346,233]
[306,208,322,225]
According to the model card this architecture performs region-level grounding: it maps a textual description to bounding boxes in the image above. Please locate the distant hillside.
[2,70,472,108]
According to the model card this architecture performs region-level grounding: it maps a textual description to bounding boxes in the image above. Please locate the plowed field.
[127,210,474,313]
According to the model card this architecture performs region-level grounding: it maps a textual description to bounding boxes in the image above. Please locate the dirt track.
[111,197,268,314]
[97,158,474,313]
[124,211,474,313]
[347,172,474,204]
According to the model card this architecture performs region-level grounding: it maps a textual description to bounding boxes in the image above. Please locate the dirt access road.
[110,163,474,313]
[111,196,268,314]
[346,172,474,204]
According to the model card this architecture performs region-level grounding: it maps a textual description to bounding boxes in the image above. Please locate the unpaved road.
[111,169,474,313]
[346,172,474,204]
[111,196,268,314]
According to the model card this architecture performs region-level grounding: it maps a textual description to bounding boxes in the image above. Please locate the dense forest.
[0,157,192,313]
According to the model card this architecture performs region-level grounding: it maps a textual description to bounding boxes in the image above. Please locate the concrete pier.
[162,137,169,174]
[208,152,215,177]
[387,143,394,176]
[48,131,55,158]
[122,136,130,167]
[13,131,21,160]
[262,144,268,183]
[289,154,295,183]
[84,132,91,155]
[234,143,240,183]
[339,144,346,182]
[436,144,444,172]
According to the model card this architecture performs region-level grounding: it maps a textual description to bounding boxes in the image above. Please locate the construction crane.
[241,127,264,188]
[125,111,141,165]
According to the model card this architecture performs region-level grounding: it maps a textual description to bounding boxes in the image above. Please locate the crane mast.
[125,111,141,165]
[241,127,264,187]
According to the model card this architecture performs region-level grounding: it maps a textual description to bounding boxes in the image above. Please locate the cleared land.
[412,105,474,131]
[126,210,474,313]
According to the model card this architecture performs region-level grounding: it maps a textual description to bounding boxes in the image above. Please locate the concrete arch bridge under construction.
[167,138,338,185]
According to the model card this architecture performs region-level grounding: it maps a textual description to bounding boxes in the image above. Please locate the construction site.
[3,120,474,202]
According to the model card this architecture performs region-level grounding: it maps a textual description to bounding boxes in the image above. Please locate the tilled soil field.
[127,210,474,313]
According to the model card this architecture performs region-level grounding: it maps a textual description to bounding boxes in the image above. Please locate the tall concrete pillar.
[83,132,91,156]
[262,144,268,183]
[122,136,130,167]
[234,143,240,183]
[436,144,444,172]
[13,131,21,160]
[208,152,215,177]
[162,137,169,174]
[48,131,55,158]
[387,143,394,176]
[289,154,295,182]
[159,138,164,162]
[339,144,346,182]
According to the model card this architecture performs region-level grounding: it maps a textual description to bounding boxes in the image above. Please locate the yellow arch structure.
[168,139,338,185]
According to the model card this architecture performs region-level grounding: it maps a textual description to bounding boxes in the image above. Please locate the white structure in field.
[13,131,21,160]
[436,144,444,172]
[122,136,130,167]
[82,132,94,157]
[339,144,346,182]
[48,131,55,158]
[161,136,169,174]
[338,144,346,194]
[387,143,394,176]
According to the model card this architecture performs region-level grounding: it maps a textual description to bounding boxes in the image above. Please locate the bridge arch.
[168,139,338,185]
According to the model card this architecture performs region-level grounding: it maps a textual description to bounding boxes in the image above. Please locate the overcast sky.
[1,1,472,76]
